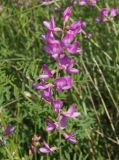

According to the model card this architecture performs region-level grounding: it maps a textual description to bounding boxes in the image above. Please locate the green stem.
[5,147,14,160]
[58,112,62,160]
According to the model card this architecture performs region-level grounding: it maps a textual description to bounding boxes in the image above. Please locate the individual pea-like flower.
[46,115,67,132]
[54,76,73,91]
[62,104,80,118]
[39,141,57,153]
[41,87,53,101]
[59,55,79,74]
[44,41,63,60]
[4,124,15,136]
[51,99,63,113]
[65,41,82,54]
[61,30,75,47]
[110,8,119,17]
[96,7,119,22]
[43,0,51,5]
[63,7,72,22]
[67,20,86,34]
[79,0,97,7]
[41,31,58,44]
[39,64,55,79]
[63,131,77,143]
[43,16,61,32]
[33,80,53,90]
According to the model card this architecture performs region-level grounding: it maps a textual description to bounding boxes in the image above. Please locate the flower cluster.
[96,7,119,22]
[33,6,85,154]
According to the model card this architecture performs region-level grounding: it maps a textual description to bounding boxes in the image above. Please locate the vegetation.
[0,0,119,159]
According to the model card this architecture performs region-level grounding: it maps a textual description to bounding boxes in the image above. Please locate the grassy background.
[0,0,119,159]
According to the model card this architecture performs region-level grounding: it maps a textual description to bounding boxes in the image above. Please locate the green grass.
[0,0,119,159]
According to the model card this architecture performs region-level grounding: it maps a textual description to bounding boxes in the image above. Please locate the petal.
[43,21,51,30]
[71,112,81,118]
[67,104,77,114]
[39,147,50,153]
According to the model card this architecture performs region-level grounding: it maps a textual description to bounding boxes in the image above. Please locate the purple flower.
[63,7,72,22]
[46,115,67,132]
[62,104,80,118]
[43,0,51,5]
[51,99,63,113]
[41,87,53,101]
[65,41,81,54]
[66,59,79,74]
[80,0,97,7]
[59,55,79,74]
[68,20,86,34]
[39,64,55,79]
[110,8,119,17]
[61,30,75,47]
[54,76,73,91]
[63,131,77,143]
[96,7,119,22]
[39,141,57,153]
[33,81,53,90]
[46,118,58,132]
[43,16,61,32]
[100,8,110,17]
[44,42,62,60]
[41,31,58,44]
[4,124,15,136]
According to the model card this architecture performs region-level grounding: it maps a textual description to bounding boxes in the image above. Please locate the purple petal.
[33,82,52,90]
[110,8,119,17]
[43,21,51,30]
[60,115,67,129]
[67,104,77,114]
[71,112,81,118]
[63,7,72,22]
[63,131,77,143]
[46,118,57,132]
[39,147,50,153]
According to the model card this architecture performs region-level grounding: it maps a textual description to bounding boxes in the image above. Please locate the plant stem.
[5,147,14,160]
[58,112,62,160]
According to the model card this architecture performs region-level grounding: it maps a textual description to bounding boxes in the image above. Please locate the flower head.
[51,99,63,113]
[44,42,62,60]
[79,0,97,7]
[4,124,15,136]
[43,16,61,32]
[41,87,53,101]
[96,7,119,22]
[62,104,80,118]
[39,141,57,153]
[33,81,52,90]
[61,30,75,47]
[39,64,55,79]
[63,131,77,143]
[54,76,73,91]
[46,115,67,132]
[68,20,86,34]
